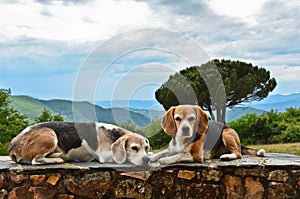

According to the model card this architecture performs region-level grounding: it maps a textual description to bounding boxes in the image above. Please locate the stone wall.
[0,154,299,199]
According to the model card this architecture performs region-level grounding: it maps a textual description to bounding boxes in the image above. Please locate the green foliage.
[148,129,171,150]
[142,117,161,137]
[143,117,171,150]
[156,59,277,122]
[34,108,64,123]
[228,107,300,145]
[282,125,300,143]
[118,120,143,134]
[0,88,29,155]
[53,113,64,122]
[228,113,259,145]
[119,118,170,150]
[0,143,10,155]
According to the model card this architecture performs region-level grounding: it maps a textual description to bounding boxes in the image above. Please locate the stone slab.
[0,154,299,198]
[0,153,299,172]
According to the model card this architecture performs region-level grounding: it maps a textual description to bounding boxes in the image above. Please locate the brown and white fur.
[150,105,265,165]
[9,122,151,165]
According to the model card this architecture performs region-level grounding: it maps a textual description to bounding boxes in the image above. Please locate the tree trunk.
[221,106,226,123]
[207,105,215,121]
[216,106,226,123]
[216,107,221,122]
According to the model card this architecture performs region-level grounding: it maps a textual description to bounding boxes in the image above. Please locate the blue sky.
[0,0,300,101]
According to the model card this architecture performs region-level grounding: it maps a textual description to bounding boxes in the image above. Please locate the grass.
[152,143,300,156]
[249,142,300,156]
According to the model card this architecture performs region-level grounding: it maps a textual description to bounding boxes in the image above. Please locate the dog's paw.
[149,155,160,163]
[220,153,237,160]
[257,149,265,157]
[158,157,175,165]
[32,157,65,165]
[158,158,168,164]
[48,152,63,158]
[149,161,161,167]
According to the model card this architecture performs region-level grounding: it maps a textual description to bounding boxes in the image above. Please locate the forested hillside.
[11,96,150,126]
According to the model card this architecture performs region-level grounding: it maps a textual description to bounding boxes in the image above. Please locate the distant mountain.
[98,93,300,112]
[10,92,300,126]
[248,93,300,112]
[226,106,266,122]
[11,96,150,126]
[96,100,164,110]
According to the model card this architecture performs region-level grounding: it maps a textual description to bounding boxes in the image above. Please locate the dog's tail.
[241,145,265,157]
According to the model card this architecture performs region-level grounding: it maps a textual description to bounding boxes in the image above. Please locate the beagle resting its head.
[9,122,151,165]
[150,105,265,165]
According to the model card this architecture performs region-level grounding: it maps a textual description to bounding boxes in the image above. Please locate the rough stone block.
[268,170,289,182]
[186,183,221,198]
[65,171,112,198]
[235,168,266,177]
[59,194,75,199]
[121,171,151,181]
[268,182,297,199]
[0,189,7,199]
[30,175,47,185]
[224,175,243,199]
[177,170,195,180]
[47,175,60,186]
[8,186,33,199]
[244,177,264,199]
[114,179,153,199]
[151,171,175,198]
[0,174,4,188]
[10,174,28,184]
[202,169,223,181]
[29,187,57,199]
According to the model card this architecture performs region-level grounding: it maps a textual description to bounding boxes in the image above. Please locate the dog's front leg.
[149,149,174,163]
[158,153,194,165]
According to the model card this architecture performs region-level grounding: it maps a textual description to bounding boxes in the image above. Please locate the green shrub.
[281,125,300,143]
[0,142,10,155]
[148,129,171,150]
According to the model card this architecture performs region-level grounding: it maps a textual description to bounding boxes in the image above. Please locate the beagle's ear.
[162,106,177,135]
[194,106,209,134]
[111,136,128,164]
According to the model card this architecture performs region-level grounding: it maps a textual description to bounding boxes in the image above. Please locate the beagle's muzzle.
[150,105,265,165]
[9,122,151,165]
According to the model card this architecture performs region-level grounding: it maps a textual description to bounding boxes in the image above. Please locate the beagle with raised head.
[9,122,151,165]
[150,105,265,165]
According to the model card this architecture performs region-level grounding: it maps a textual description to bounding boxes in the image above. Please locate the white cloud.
[267,65,300,81]
[206,0,268,25]
[1,0,300,99]
[0,0,165,42]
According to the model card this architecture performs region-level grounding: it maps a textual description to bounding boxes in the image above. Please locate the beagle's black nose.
[142,156,150,164]
[182,126,190,136]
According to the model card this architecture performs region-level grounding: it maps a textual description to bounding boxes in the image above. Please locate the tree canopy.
[0,88,29,154]
[155,59,277,122]
[35,108,64,123]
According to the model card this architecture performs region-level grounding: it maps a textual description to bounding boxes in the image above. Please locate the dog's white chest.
[63,143,94,162]
[171,137,189,153]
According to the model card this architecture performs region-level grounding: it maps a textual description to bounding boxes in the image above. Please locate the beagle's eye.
[131,146,139,151]
[188,117,195,121]
[175,117,181,121]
